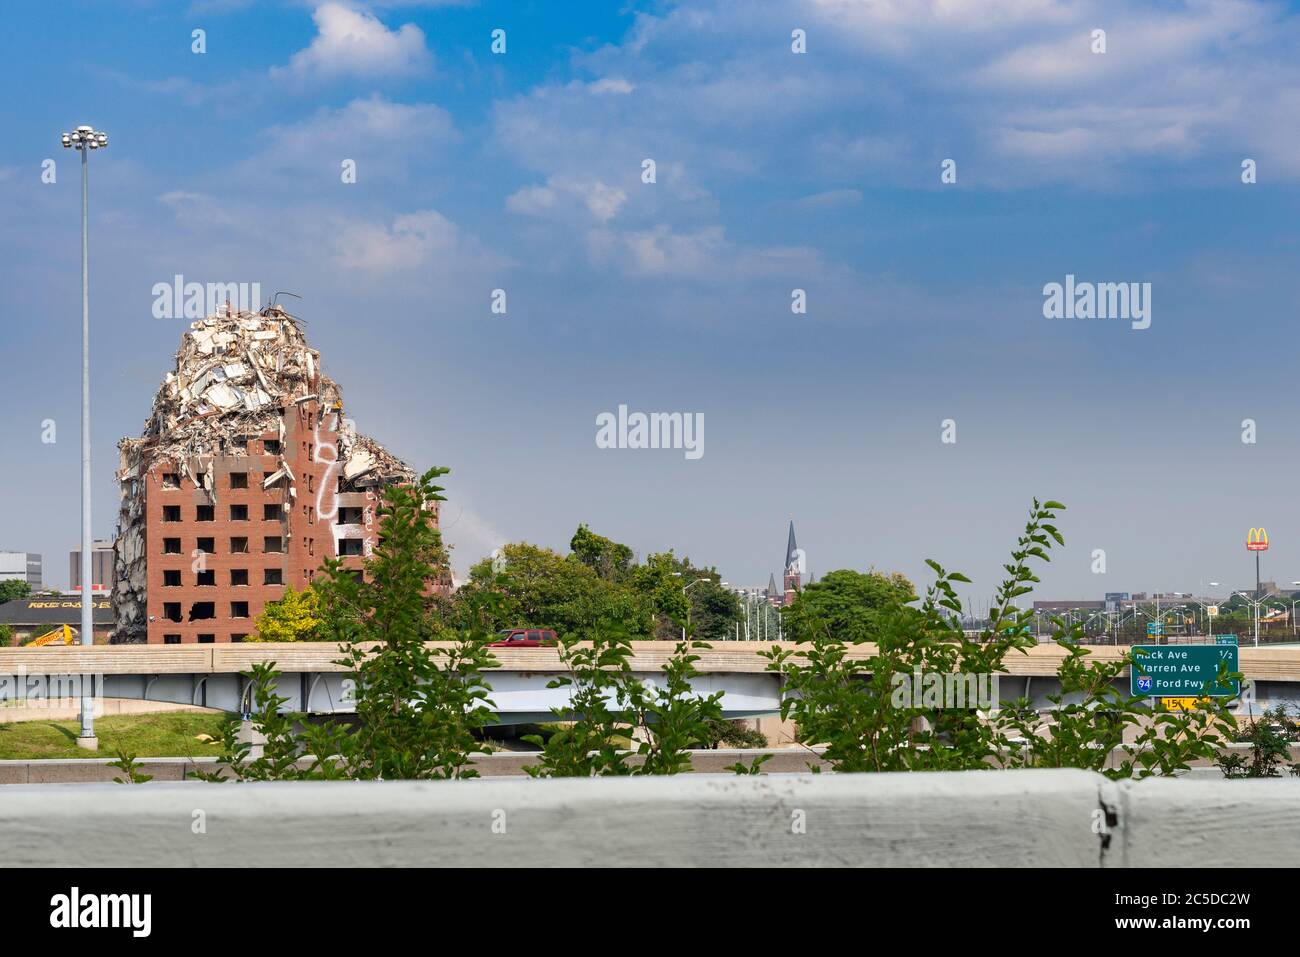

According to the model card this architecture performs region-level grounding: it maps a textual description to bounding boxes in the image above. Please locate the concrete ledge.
[3,767,1294,867]
[0,769,1112,867]
[1115,776,1300,867]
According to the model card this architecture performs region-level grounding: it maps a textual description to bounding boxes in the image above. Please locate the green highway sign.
[1214,635,1238,646]
[1130,645,1239,698]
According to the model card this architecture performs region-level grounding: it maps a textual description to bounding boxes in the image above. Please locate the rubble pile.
[112,303,414,642]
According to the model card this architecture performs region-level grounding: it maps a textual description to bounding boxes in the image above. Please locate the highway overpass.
[1,641,1298,722]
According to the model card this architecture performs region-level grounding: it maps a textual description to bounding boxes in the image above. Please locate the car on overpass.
[488,628,558,648]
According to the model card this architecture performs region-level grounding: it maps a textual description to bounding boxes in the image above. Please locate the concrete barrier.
[2,768,1295,867]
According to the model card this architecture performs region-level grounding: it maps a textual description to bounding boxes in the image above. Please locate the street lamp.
[681,577,710,640]
[1230,590,1264,648]
[62,124,108,751]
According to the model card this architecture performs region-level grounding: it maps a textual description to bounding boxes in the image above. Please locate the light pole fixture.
[63,124,108,751]
[681,577,710,640]
[1230,590,1263,648]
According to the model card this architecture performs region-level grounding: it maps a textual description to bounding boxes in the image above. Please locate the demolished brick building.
[113,303,421,644]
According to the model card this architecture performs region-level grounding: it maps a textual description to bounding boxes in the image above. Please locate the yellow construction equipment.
[28,625,75,647]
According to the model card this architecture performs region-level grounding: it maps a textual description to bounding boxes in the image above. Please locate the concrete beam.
[4,641,1299,680]
[0,769,1113,867]
[4,769,1295,866]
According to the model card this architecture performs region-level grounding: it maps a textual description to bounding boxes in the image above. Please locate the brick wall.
[143,399,383,644]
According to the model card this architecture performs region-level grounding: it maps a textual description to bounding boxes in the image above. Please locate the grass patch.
[0,712,230,761]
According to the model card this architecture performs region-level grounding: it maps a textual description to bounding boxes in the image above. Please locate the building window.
[231,633,247,643]
[196,504,214,522]
[163,538,181,554]
[230,504,248,521]
[164,634,181,645]
[162,473,180,489]
[339,538,364,557]
[198,634,215,644]
[263,503,281,521]
[162,505,181,522]
[197,570,215,586]
[338,507,364,525]
[230,569,249,586]
[197,537,215,554]
[163,602,182,623]
[264,568,283,585]
[264,536,284,553]
[231,601,250,619]
[163,570,182,586]
[230,536,249,554]
[264,439,282,456]
[189,601,216,621]
[229,472,248,489]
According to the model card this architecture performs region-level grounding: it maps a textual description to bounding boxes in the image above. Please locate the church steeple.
[783,520,802,607]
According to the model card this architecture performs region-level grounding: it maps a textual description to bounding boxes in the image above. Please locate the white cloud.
[245,95,455,183]
[588,78,634,95]
[334,209,508,278]
[506,176,628,223]
[489,0,1300,190]
[274,3,432,82]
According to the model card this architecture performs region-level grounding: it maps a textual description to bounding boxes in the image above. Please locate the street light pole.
[63,124,107,751]
[681,577,709,640]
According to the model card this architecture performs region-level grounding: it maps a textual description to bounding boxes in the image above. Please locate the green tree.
[569,524,634,581]
[455,542,653,638]
[253,585,322,642]
[0,579,31,604]
[781,568,915,643]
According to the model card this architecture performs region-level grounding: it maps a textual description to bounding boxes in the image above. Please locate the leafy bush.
[253,585,321,642]
[764,500,1240,779]
[705,719,769,750]
[200,468,498,782]
[1217,705,1300,778]
[522,631,747,775]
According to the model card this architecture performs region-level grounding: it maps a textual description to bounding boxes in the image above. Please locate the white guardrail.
[2,769,1297,867]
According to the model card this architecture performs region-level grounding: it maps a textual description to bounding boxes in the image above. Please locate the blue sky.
[3,0,1300,603]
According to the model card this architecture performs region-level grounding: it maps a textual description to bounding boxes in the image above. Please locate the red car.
[488,628,558,648]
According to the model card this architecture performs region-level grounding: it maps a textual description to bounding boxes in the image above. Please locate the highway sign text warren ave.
[1130,645,1239,698]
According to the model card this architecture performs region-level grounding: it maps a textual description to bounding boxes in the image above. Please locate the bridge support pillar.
[237,719,266,759]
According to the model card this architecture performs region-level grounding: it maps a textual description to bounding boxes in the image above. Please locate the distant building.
[0,552,42,590]
[0,595,112,644]
[1032,600,1105,613]
[69,540,114,594]
[113,305,429,645]
[764,521,805,607]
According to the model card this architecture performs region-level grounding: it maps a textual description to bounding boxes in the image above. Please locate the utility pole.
[62,124,108,751]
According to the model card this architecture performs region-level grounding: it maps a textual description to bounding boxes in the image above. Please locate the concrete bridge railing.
[3,769,1296,867]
